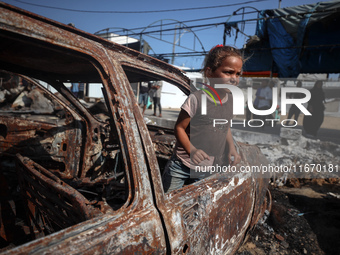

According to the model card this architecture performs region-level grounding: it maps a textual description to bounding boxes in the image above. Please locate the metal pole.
[171,26,177,65]
[140,33,143,53]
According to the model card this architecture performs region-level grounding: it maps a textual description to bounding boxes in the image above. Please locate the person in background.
[71,83,79,98]
[138,81,150,115]
[287,81,303,125]
[252,85,262,120]
[303,80,326,137]
[151,81,162,117]
[78,83,85,99]
[162,45,242,193]
[245,101,252,121]
[253,86,262,110]
[257,79,274,126]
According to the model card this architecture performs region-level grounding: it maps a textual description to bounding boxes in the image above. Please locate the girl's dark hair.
[202,45,244,74]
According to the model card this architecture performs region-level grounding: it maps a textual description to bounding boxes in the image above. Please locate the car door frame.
[0,3,168,253]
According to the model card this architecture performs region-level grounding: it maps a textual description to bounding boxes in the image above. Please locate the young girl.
[162,45,243,193]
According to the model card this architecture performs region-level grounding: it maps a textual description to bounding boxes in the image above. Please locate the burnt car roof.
[0,3,272,254]
[0,2,191,90]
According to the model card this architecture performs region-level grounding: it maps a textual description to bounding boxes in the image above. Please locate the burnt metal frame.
[0,2,271,254]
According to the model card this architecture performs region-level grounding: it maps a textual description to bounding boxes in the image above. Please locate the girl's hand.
[191,149,210,165]
[228,148,241,166]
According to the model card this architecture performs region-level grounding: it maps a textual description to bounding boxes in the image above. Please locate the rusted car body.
[0,3,271,254]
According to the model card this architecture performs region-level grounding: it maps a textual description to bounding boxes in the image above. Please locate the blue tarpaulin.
[242,0,340,78]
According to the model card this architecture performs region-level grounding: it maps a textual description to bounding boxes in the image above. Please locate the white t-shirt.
[175,91,229,168]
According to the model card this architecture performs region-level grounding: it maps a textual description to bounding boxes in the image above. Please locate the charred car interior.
[0,3,271,254]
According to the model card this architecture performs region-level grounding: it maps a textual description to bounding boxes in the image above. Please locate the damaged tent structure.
[242,0,340,78]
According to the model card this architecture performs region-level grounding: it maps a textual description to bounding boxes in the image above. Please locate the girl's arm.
[226,128,241,166]
[175,109,209,165]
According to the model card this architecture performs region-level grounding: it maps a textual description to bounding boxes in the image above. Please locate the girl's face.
[206,56,243,87]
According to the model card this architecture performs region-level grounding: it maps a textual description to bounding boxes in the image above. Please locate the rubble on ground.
[234,129,340,181]
[235,128,340,255]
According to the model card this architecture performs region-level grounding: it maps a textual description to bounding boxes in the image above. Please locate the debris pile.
[235,128,340,255]
[237,187,329,255]
[234,128,340,181]
[0,73,55,113]
[259,136,340,170]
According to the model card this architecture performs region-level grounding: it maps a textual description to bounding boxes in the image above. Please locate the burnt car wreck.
[0,3,271,254]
